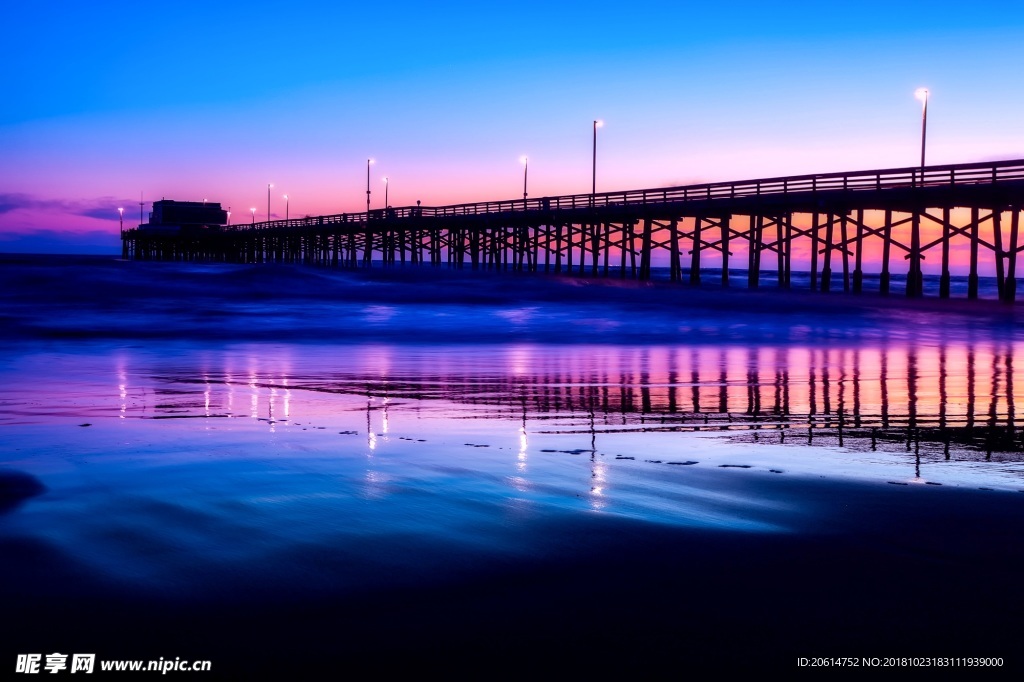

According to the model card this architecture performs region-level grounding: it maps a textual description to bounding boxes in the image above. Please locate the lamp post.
[908,87,930,299]
[383,177,389,209]
[914,88,929,169]
[366,158,374,215]
[117,207,124,236]
[520,156,528,200]
[267,183,273,222]
[592,120,603,198]
[227,209,231,226]
[284,195,289,221]
[250,207,256,225]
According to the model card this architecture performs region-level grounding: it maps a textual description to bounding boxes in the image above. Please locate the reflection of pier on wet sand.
[7,341,1024,674]
[152,342,1024,463]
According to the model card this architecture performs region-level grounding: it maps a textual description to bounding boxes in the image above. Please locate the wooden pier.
[123,159,1024,301]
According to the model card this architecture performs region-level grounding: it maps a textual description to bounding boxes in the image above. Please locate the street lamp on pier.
[520,156,528,201]
[267,183,273,222]
[117,207,124,236]
[592,120,603,197]
[366,159,374,215]
[250,207,256,225]
[284,195,289,221]
[914,88,929,169]
[383,177,389,209]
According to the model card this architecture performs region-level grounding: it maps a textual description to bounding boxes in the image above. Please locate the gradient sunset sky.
[1,0,1022,253]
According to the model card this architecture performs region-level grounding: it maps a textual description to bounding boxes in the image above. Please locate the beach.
[1,256,1022,675]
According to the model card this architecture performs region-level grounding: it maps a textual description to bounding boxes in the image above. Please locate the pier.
[123,159,1024,301]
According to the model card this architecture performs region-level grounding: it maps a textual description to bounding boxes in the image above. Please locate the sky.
[1,0,1023,254]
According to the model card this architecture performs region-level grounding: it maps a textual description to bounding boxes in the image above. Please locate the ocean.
[2,254,1023,675]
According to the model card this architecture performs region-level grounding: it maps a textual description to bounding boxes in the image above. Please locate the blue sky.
[1,1,1022,252]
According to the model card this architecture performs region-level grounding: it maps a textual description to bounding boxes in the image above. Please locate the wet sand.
[2,259,1023,675]
[3,474,1023,675]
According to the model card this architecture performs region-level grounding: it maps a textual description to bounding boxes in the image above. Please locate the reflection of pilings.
[153,343,1024,459]
[343,352,1021,457]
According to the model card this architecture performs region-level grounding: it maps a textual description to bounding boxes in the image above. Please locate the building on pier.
[141,200,228,233]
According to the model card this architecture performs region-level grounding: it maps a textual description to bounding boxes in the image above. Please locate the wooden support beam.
[363,223,373,266]
[909,209,925,294]
[597,223,606,276]
[573,224,583,275]
[774,216,785,288]
[504,227,512,271]
[630,221,638,278]
[993,210,1006,301]
[853,209,864,294]
[668,219,679,282]
[969,207,980,299]
[1006,208,1020,303]
[721,215,730,287]
[822,213,834,293]
[783,213,792,288]
[810,212,819,291]
[688,217,700,285]
[566,224,574,274]
[543,224,551,273]
[470,227,480,269]
[602,223,610,277]
[841,212,851,293]
[640,218,653,280]
[880,210,892,296]
[555,223,564,274]
[940,207,951,298]
[747,215,760,289]
[536,224,544,274]
[619,222,628,279]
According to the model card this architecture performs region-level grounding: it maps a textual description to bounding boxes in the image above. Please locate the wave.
[1,255,1020,345]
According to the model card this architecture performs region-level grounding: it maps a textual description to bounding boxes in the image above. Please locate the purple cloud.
[0,193,133,220]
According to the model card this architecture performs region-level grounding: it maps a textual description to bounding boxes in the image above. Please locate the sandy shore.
[1,259,1022,676]
[3,470,1022,675]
